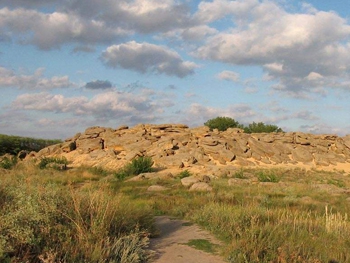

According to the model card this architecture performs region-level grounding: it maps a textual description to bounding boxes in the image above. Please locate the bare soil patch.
[148,216,227,263]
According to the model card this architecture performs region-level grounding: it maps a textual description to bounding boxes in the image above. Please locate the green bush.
[204,117,283,133]
[69,141,77,151]
[243,122,284,133]
[204,117,243,131]
[115,156,154,180]
[0,156,17,170]
[127,156,154,175]
[257,171,280,183]
[39,157,68,170]
[178,170,192,179]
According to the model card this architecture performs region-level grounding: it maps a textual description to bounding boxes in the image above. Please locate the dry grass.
[1,163,350,263]
[0,163,155,262]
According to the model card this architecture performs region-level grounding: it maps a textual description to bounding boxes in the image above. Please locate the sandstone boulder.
[181,176,200,187]
[189,182,212,192]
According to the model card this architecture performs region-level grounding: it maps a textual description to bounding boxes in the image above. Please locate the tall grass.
[2,163,350,263]
[116,168,350,263]
[191,202,350,262]
[0,164,155,263]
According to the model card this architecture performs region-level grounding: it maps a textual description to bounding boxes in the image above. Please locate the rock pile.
[34,124,350,175]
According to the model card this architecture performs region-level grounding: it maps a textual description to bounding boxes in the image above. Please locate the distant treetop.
[204,116,243,131]
[0,134,62,156]
[204,117,284,133]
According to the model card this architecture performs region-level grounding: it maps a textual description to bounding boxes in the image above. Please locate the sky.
[1,0,350,139]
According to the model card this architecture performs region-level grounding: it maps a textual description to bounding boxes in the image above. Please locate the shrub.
[179,170,192,179]
[115,156,154,180]
[114,170,129,181]
[69,141,77,151]
[243,122,284,133]
[257,171,280,183]
[39,156,68,170]
[0,156,17,169]
[204,117,243,131]
[127,156,154,175]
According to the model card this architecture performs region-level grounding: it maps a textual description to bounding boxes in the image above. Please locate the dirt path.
[148,216,227,263]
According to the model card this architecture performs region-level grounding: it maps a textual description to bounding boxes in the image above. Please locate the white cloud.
[0,67,73,90]
[0,0,196,49]
[196,1,350,95]
[182,25,218,41]
[10,89,172,124]
[0,7,129,49]
[12,93,88,112]
[217,70,240,82]
[300,123,347,136]
[194,0,259,24]
[0,0,57,8]
[101,41,197,77]
[292,110,319,121]
[64,0,193,34]
[306,72,323,81]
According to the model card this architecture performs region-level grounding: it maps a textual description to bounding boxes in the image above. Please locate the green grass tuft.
[38,156,68,170]
[257,170,280,182]
[186,239,219,254]
[114,156,154,180]
[0,156,17,169]
[178,169,192,179]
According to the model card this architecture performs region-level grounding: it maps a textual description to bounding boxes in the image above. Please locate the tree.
[243,122,284,133]
[204,116,243,131]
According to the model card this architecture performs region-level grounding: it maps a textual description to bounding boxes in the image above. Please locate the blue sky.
[1,0,350,139]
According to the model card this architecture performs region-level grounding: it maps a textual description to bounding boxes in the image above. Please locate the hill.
[31,124,350,174]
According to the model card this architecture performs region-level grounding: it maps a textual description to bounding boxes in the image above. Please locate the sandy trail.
[148,216,227,263]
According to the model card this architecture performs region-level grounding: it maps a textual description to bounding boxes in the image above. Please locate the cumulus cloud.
[85,80,113,90]
[0,0,195,49]
[181,25,218,41]
[11,93,88,113]
[0,7,128,49]
[0,0,58,8]
[300,123,347,136]
[217,70,240,82]
[0,67,73,90]
[194,0,258,24]
[101,41,197,77]
[196,0,350,95]
[161,25,218,42]
[63,0,193,34]
[10,89,171,124]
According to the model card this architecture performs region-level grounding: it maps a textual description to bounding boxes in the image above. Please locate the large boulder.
[181,176,200,187]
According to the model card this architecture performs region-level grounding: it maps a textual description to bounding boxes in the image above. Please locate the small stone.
[189,182,212,192]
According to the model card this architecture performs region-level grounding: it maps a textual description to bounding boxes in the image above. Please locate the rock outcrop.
[32,124,350,174]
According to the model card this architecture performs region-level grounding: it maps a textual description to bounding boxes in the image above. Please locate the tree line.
[0,134,62,156]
